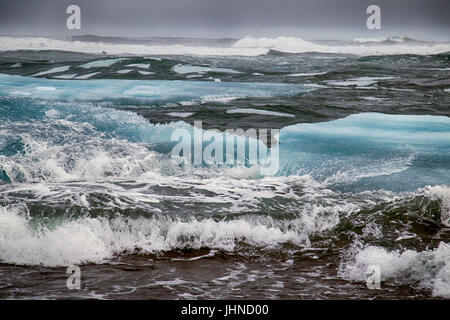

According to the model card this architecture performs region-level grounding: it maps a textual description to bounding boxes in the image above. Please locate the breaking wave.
[1,36,450,57]
[233,36,450,55]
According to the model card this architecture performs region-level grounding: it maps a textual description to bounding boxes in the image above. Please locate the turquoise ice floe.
[278,113,450,191]
[0,73,311,104]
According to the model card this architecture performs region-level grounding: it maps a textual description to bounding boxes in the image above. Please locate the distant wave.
[232,36,450,56]
[0,36,267,57]
[1,36,449,56]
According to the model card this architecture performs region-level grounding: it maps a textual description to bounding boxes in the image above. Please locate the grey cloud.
[0,0,448,39]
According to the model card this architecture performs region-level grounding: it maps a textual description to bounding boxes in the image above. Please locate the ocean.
[0,35,449,299]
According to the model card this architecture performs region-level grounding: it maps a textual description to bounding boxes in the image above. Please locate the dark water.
[0,36,449,299]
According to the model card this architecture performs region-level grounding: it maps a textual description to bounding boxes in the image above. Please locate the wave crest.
[233,36,450,55]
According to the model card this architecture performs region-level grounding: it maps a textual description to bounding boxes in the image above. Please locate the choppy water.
[0,36,449,299]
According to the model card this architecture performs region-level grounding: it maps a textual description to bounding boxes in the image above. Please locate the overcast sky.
[0,0,449,40]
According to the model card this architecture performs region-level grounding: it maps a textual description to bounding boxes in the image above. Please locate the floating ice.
[126,63,150,69]
[167,112,195,118]
[138,71,155,75]
[31,65,70,77]
[172,64,241,74]
[52,74,78,79]
[75,72,101,79]
[80,58,124,69]
[279,113,450,190]
[116,69,133,74]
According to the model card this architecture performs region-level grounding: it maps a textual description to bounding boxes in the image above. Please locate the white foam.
[227,108,295,118]
[339,241,450,298]
[44,109,60,118]
[0,205,117,266]
[233,36,325,52]
[10,63,22,68]
[320,154,415,186]
[31,65,70,77]
[428,185,450,227]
